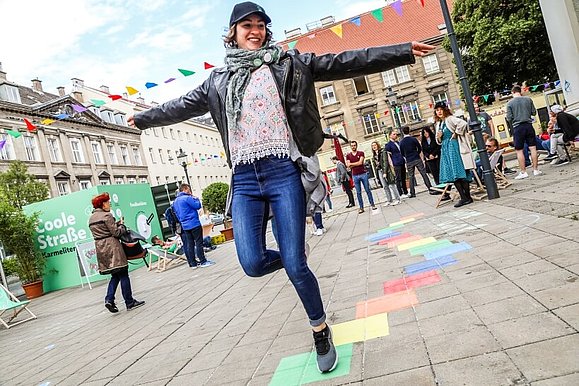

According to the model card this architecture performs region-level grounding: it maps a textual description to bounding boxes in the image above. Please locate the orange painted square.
[383,270,441,294]
[400,213,424,221]
[355,290,418,319]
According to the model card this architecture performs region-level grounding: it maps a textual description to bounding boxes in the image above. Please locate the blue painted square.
[424,242,472,260]
[365,231,400,242]
[404,255,457,275]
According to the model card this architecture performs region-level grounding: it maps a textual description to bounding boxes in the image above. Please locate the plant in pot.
[201,182,234,241]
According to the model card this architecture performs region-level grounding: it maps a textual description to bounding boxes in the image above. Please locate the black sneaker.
[503,167,516,174]
[552,158,569,167]
[127,299,145,310]
[543,154,558,161]
[313,325,338,373]
[105,301,119,313]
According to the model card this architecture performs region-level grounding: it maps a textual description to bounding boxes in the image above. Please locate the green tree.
[446,0,558,94]
[201,182,229,216]
[0,160,49,209]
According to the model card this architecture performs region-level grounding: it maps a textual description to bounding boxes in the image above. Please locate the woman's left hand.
[411,41,435,57]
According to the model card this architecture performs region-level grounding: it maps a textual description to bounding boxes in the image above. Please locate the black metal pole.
[182,162,191,186]
[439,0,499,199]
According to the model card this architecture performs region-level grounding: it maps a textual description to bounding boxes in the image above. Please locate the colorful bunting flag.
[383,110,389,115]
[454,99,461,107]
[307,34,316,39]
[126,86,139,95]
[145,82,158,89]
[72,104,87,113]
[555,80,561,87]
[392,0,403,16]
[55,114,69,120]
[543,82,550,89]
[0,140,6,151]
[213,154,219,158]
[204,62,215,70]
[6,129,21,138]
[371,9,384,22]
[91,99,106,107]
[429,103,433,108]
[41,118,55,125]
[531,85,539,91]
[108,95,122,101]
[350,16,361,27]
[330,24,343,38]
[178,69,195,77]
[24,118,37,132]
[287,41,297,50]
[483,95,489,102]
[164,78,176,83]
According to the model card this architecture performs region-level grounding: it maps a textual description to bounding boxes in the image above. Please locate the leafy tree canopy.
[445,0,558,94]
[0,160,49,209]
[201,182,229,216]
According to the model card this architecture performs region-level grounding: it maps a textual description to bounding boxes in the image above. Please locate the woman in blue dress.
[434,102,475,207]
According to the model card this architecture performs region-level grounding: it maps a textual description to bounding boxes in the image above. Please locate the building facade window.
[361,111,380,135]
[156,176,161,185]
[161,127,167,138]
[0,84,22,103]
[186,132,191,142]
[352,76,369,96]
[153,127,159,137]
[128,177,136,184]
[132,147,142,165]
[167,149,174,164]
[148,147,156,163]
[392,101,422,125]
[24,136,40,161]
[115,177,124,184]
[57,181,70,196]
[320,85,337,105]
[91,142,104,164]
[46,137,62,162]
[100,179,110,185]
[107,143,118,164]
[139,177,148,184]
[381,65,411,87]
[423,54,440,74]
[120,145,130,165]
[79,180,92,190]
[170,128,175,139]
[114,114,126,126]
[158,149,165,164]
[432,92,448,105]
[0,134,15,160]
[70,138,84,163]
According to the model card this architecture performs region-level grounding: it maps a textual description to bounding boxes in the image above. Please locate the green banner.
[24,184,162,293]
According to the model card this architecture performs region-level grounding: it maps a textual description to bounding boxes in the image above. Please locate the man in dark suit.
[385,130,409,198]
[399,126,434,197]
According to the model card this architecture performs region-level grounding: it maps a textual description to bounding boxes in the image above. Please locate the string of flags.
[473,80,561,103]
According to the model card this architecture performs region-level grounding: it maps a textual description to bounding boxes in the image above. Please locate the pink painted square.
[355,290,419,319]
[383,270,441,295]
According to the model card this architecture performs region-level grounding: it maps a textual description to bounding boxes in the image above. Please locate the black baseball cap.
[229,2,271,26]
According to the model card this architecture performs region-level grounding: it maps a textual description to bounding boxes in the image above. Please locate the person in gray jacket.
[331,156,355,208]
[128,1,434,373]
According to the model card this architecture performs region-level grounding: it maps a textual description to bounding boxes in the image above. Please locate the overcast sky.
[0,0,389,105]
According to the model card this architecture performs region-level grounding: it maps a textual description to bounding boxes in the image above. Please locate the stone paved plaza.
[1,158,578,386]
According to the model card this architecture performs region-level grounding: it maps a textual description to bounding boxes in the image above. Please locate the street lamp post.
[176,148,191,186]
[386,86,400,129]
[439,0,499,199]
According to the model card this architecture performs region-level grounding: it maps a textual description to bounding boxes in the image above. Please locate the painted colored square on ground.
[400,212,424,221]
[389,218,415,227]
[365,231,400,242]
[376,233,414,245]
[404,255,457,275]
[377,223,405,233]
[269,343,354,386]
[355,290,418,318]
[409,239,453,256]
[332,312,389,346]
[383,270,442,294]
[385,235,422,248]
[398,236,437,251]
[424,242,472,260]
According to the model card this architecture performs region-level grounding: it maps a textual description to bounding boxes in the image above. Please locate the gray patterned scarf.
[224,45,284,134]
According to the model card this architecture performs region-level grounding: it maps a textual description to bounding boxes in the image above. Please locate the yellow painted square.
[389,218,416,227]
[332,313,389,346]
[398,237,437,251]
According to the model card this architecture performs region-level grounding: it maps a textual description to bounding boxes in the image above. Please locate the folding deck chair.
[488,149,511,188]
[430,183,460,208]
[147,247,187,272]
[0,283,37,329]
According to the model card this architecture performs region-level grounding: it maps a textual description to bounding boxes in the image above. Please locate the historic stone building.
[0,67,148,198]
[278,0,461,171]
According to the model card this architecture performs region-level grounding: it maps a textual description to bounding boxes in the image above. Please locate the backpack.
[164,205,182,235]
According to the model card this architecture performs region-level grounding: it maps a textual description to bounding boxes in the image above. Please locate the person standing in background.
[346,140,377,213]
[331,156,355,208]
[385,131,409,198]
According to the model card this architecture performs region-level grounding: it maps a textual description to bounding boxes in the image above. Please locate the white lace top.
[229,65,290,167]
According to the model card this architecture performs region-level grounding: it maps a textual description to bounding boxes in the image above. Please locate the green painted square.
[269,343,354,386]
[409,239,453,256]
[377,223,404,233]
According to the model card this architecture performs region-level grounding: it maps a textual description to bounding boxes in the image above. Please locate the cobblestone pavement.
[1,156,578,385]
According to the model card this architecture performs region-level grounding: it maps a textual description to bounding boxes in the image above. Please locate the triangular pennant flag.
[392,0,403,16]
[371,9,384,22]
[384,110,389,115]
[307,33,316,39]
[6,129,21,138]
[483,95,489,102]
[0,140,6,151]
[55,113,69,120]
[72,104,87,113]
[417,0,425,7]
[178,69,195,77]
[554,80,561,87]
[204,62,215,70]
[41,118,55,125]
[330,24,343,38]
[24,118,37,132]
[91,99,106,107]
[531,85,539,91]
[350,16,361,27]
[164,78,176,83]
[429,103,433,108]
[108,94,122,101]
[522,86,529,92]
[473,95,480,103]
[287,41,297,50]
[126,86,139,95]
[145,82,158,89]
[543,82,550,89]
[455,99,461,106]
[194,158,199,163]
[213,154,219,158]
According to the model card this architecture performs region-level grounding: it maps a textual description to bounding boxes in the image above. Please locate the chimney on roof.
[72,91,84,103]
[136,96,145,104]
[57,86,65,97]
[31,78,43,92]
[71,78,84,91]
[0,62,6,81]
[151,101,159,107]
[100,85,110,94]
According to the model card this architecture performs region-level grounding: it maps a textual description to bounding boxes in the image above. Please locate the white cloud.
[333,0,388,21]
[128,27,193,51]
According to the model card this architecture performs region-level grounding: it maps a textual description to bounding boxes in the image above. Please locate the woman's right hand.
[127,116,135,128]
[436,130,443,141]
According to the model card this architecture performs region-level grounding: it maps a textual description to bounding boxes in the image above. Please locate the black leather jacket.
[134,43,415,167]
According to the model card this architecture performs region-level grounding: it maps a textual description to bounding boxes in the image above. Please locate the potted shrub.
[201,182,234,241]
[0,202,46,298]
